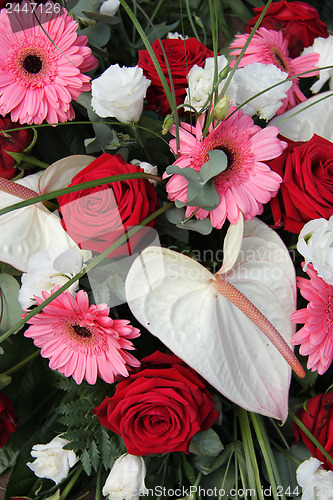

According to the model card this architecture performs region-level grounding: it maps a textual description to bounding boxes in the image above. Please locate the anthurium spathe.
[0,155,93,272]
[125,217,303,421]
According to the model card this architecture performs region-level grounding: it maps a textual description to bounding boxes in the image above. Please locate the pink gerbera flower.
[229,28,319,114]
[290,264,333,375]
[24,289,141,384]
[164,109,285,229]
[0,1,97,124]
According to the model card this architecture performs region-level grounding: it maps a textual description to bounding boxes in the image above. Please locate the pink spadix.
[0,177,38,199]
[213,274,305,378]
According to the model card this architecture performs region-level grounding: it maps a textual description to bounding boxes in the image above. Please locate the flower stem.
[3,349,40,376]
[59,464,83,500]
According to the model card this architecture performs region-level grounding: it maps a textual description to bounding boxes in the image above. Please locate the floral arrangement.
[0,0,333,499]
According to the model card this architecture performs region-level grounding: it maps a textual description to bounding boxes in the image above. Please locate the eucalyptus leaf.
[166,165,202,186]
[176,217,212,235]
[189,428,224,457]
[82,10,121,24]
[0,274,22,334]
[187,179,220,210]
[200,149,228,182]
[80,22,110,47]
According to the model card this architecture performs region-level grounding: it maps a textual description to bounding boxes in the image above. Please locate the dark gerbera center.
[72,325,92,338]
[271,47,289,73]
[23,54,43,74]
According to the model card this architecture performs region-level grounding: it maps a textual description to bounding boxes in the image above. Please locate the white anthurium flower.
[27,436,79,485]
[18,247,87,310]
[234,63,292,120]
[269,91,333,141]
[184,56,237,113]
[302,36,333,94]
[100,0,120,16]
[125,217,304,421]
[297,216,333,285]
[102,454,148,500]
[296,457,333,500]
[0,155,93,272]
[91,65,151,123]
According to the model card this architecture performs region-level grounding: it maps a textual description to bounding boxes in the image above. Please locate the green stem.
[0,172,163,216]
[185,0,201,41]
[95,464,102,500]
[250,413,285,500]
[289,411,333,467]
[19,155,49,169]
[0,202,174,344]
[59,465,83,500]
[202,0,274,137]
[237,408,264,500]
[3,349,40,376]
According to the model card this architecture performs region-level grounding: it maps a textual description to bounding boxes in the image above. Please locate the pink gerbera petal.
[290,264,333,375]
[24,288,140,385]
[164,107,285,229]
[0,1,97,125]
[229,27,319,114]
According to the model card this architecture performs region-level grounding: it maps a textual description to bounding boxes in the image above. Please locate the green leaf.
[176,217,212,235]
[81,10,121,24]
[135,21,180,48]
[0,274,22,334]
[88,440,101,472]
[80,22,110,48]
[200,149,228,182]
[81,449,92,476]
[166,165,202,186]
[189,428,224,457]
[223,0,252,22]
[97,427,114,469]
[0,442,19,475]
[0,374,11,390]
[186,179,220,210]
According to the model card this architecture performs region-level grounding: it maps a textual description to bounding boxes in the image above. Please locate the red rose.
[58,153,159,257]
[268,135,333,234]
[0,115,33,179]
[0,391,17,447]
[246,0,328,58]
[93,351,219,455]
[293,393,333,471]
[138,38,214,116]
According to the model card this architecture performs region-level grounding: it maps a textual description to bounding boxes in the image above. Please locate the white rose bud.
[297,216,333,285]
[100,0,120,16]
[102,454,148,500]
[27,436,78,485]
[91,64,151,123]
[296,457,333,500]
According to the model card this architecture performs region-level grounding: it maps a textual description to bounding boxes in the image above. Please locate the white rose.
[167,32,189,40]
[296,457,333,500]
[102,454,148,500]
[100,0,120,16]
[91,65,151,123]
[234,63,292,120]
[184,56,237,112]
[302,36,333,94]
[27,436,78,485]
[18,247,88,310]
[297,216,333,285]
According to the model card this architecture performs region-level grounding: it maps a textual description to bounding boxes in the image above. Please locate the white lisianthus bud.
[130,159,158,185]
[214,95,230,121]
[18,247,89,310]
[27,436,78,485]
[100,0,120,16]
[91,65,151,123]
[102,454,148,500]
[234,63,292,120]
[184,56,237,113]
[167,32,189,40]
[296,457,333,499]
[297,216,333,285]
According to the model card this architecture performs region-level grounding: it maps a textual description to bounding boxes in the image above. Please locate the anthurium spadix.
[0,155,93,272]
[125,217,305,421]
